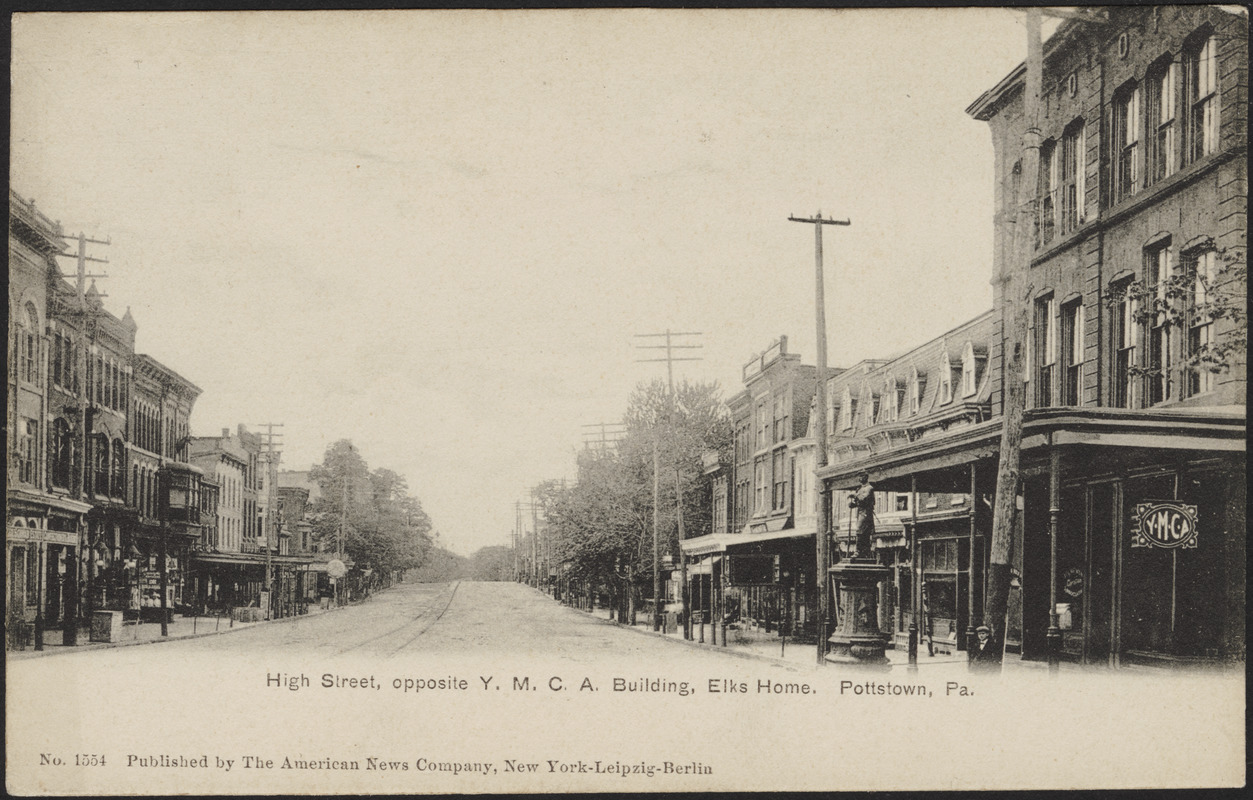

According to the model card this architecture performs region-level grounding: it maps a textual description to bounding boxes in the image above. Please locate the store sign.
[1132,502,1199,550]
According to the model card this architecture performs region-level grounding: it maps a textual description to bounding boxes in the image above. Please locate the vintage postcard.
[7,7,1246,794]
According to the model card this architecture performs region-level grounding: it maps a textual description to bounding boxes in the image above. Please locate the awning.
[687,556,722,576]
[723,528,815,548]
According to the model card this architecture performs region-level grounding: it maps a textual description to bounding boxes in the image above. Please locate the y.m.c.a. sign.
[1131,502,1199,549]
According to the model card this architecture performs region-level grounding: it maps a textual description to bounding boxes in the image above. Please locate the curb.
[553,595,817,671]
[6,590,389,659]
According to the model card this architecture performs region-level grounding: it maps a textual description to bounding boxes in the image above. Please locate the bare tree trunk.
[986,7,1042,668]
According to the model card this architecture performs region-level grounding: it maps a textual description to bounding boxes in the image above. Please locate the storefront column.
[1047,444,1061,675]
[907,474,918,672]
[966,462,979,661]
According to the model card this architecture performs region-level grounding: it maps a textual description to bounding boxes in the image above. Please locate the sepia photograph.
[6,6,1247,794]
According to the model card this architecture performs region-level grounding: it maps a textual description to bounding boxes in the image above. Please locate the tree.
[308,440,434,582]
[544,379,732,624]
[1111,244,1247,384]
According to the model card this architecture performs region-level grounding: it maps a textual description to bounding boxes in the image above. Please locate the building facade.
[815,6,1245,669]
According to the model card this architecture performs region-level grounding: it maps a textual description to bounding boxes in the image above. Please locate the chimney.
[222,428,230,438]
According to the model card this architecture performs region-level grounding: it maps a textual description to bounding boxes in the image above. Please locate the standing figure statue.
[848,471,875,558]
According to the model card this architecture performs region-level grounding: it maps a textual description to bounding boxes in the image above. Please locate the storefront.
[1016,411,1245,666]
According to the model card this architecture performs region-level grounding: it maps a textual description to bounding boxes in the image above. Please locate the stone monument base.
[826,558,891,670]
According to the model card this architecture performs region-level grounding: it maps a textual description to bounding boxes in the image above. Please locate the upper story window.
[1059,120,1085,234]
[860,385,878,428]
[961,343,977,398]
[1112,278,1139,408]
[1114,82,1142,202]
[881,374,898,422]
[772,392,790,444]
[839,386,854,431]
[20,304,40,386]
[1040,138,1058,245]
[939,353,953,405]
[1186,34,1219,162]
[755,398,769,450]
[1185,248,1219,397]
[1146,57,1178,185]
[111,438,127,499]
[16,418,37,484]
[908,366,923,415]
[51,418,73,488]
[1146,242,1176,406]
[1034,295,1058,407]
[1061,299,1085,406]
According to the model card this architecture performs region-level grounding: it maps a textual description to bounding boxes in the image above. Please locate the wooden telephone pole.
[788,211,850,665]
[986,7,1043,670]
[635,330,702,636]
[257,423,284,619]
[54,231,109,648]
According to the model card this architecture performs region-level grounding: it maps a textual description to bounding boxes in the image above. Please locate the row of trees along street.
[307,440,436,587]
[537,379,732,624]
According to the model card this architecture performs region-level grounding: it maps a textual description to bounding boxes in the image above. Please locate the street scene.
[6,6,1247,794]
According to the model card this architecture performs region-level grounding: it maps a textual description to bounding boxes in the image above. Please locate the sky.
[10,9,1049,556]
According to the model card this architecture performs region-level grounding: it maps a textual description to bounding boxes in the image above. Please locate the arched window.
[52,418,73,488]
[93,435,110,496]
[111,439,126,498]
[21,303,40,385]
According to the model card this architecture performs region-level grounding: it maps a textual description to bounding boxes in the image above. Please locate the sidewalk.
[574,601,1061,676]
[6,603,334,660]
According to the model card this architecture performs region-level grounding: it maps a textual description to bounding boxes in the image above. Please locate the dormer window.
[908,366,924,415]
[840,386,854,431]
[961,342,978,398]
[882,374,898,422]
[939,354,953,404]
[861,385,878,428]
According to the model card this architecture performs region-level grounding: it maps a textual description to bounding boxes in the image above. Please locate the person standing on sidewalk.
[969,624,997,670]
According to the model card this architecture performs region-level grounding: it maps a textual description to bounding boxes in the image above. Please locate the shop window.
[1146,57,1178,184]
[26,546,39,605]
[1114,82,1141,202]
[1186,34,1219,162]
[1185,249,1218,396]
[1061,300,1085,406]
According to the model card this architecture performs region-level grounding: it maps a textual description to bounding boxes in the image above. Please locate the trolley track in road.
[330,581,461,656]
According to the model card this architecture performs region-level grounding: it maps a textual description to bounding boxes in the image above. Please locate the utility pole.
[636,329,702,636]
[54,231,109,648]
[788,211,850,665]
[257,423,284,620]
[986,6,1043,672]
[530,489,540,588]
[581,421,625,451]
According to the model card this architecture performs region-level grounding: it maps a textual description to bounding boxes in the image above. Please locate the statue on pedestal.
[848,471,875,558]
